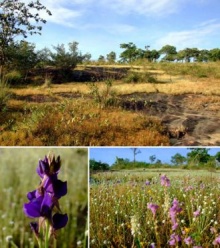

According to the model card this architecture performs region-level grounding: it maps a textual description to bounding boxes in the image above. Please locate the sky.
[89,147,220,165]
[23,0,220,60]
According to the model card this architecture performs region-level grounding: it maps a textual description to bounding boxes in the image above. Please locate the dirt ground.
[120,93,220,146]
[9,90,220,146]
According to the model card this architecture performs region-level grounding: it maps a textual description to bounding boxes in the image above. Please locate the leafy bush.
[124,71,157,83]
[5,70,22,84]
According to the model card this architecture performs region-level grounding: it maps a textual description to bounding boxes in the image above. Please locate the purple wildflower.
[184,186,193,192]
[169,198,182,222]
[160,174,170,187]
[149,243,156,248]
[172,222,179,231]
[213,236,220,245]
[147,203,159,217]
[23,154,68,241]
[184,236,194,245]
[169,233,181,246]
[145,180,151,185]
[193,209,200,217]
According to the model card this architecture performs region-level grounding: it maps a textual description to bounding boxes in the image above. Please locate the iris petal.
[27,190,37,201]
[23,196,44,218]
[54,180,67,198]
[52,213,68,230]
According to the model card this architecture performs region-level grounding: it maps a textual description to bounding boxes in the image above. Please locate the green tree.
[131,148,141,163]
[171,153,186,166]
[89,159,109,171]
[7,41,37,78]
[50,42,83,69]
[98,55,105,63]
[209,48,220,61]
[197,49,209,62]
[160,45,177,62]
[106,51,116,63]
[36,47,52,68]
[120,42,139,63]
[187,148,211,165]
[0,0,51,81]
[149,155,156,164]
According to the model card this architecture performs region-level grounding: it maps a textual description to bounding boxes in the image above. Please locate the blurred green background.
[0,147,88,248]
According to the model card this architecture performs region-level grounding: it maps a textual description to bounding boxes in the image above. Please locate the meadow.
[0,148,88,248]
[90,168,220,247]
[0,62,220,146]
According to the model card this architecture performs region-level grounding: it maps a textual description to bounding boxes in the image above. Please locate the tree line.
[1,0,220,85]
[90,148,220,171]
[99,43,220,63]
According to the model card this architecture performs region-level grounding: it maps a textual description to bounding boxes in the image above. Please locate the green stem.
[44,220,50,248]
[10,241,19,248]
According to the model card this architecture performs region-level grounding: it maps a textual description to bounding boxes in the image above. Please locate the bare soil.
[120,93,220,146]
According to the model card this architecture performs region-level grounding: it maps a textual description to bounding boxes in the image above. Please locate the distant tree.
[106,51,116,63]
[90,159,109,171]
[171,153,187,166]
[131,148,141,163]
[149,155,156,164]
[215,151,220,162]
[81,53,92,63]
[120,42,139,63]
[50,42,84,69]
[98,55,105,63]
[209,48,220,61]
[187,148,211,165]
[36,47,52,68]
[160,45,177,62]
[0,0,51,81]
[7,41,37,77]
[150,49,160,62]
[179,48,200,62]
[197,49,209,62]
[155,159,162,165]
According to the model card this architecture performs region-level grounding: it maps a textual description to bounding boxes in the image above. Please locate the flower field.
[90,169,220,247]
[0,148,88,248]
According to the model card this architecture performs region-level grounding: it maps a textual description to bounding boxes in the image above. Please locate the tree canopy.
[0,0,51,80]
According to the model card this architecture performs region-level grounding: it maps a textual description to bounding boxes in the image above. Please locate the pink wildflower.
[160,174,170,187]
[147,203,159,217]
[169,233,181,246]
[184,236,194,245]
[193,209,200,217]
[213,236,220,245]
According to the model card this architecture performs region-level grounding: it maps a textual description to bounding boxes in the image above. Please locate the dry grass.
[0,98,169,146]
[1,62,220,146]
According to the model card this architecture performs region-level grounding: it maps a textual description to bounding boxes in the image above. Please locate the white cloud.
[156,20,220,49]
[101,0,181,16]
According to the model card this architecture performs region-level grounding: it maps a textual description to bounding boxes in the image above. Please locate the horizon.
[90,147,220,166]
[18,0,220,60]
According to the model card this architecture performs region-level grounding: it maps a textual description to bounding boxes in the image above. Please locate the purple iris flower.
[160,174,170,187]
[23,154,68,241]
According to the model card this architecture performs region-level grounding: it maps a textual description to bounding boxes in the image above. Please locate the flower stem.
[44,220,50,248]
[9,241,19,248]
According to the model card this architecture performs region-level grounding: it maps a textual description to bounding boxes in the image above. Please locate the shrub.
[5,70,22,84]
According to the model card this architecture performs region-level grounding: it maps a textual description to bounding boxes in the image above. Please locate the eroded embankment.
[119,93,220,146]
